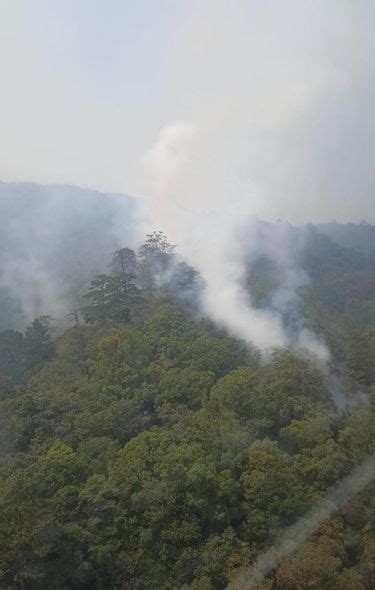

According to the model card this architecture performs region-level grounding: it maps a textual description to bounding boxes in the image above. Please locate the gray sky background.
[1,0,374,222]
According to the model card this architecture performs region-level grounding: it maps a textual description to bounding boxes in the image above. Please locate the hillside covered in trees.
[0,226,374,589]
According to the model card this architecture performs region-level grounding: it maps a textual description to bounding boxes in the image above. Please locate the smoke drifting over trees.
[0,180,373,371]
[0,182,136,329]
[0,3,374,588]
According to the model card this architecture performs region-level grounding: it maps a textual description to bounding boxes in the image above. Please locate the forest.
[0,226,374,589]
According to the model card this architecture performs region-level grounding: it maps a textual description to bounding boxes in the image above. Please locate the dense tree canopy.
[0,228,374,589]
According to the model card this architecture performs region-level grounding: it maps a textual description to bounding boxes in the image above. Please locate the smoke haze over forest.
[1,1,375,353]
[0,3,374,590]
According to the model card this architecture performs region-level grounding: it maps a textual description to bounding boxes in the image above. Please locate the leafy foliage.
[0,227,374,589]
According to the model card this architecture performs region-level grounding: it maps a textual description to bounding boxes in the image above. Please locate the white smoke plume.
[1,1,372,365]
[132,0,375,360]
[138,122,328,359]
[228,454,375,589]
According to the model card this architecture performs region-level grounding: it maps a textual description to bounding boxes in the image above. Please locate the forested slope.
[0,228,373,589]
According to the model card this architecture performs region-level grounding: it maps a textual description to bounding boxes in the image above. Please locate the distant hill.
[0,182,136,329]
[315,221,375,253]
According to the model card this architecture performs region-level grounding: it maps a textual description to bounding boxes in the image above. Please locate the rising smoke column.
[131,0,375,358]
[138,122,328,358]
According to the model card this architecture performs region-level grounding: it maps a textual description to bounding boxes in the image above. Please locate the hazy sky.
[1,0,374,222]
